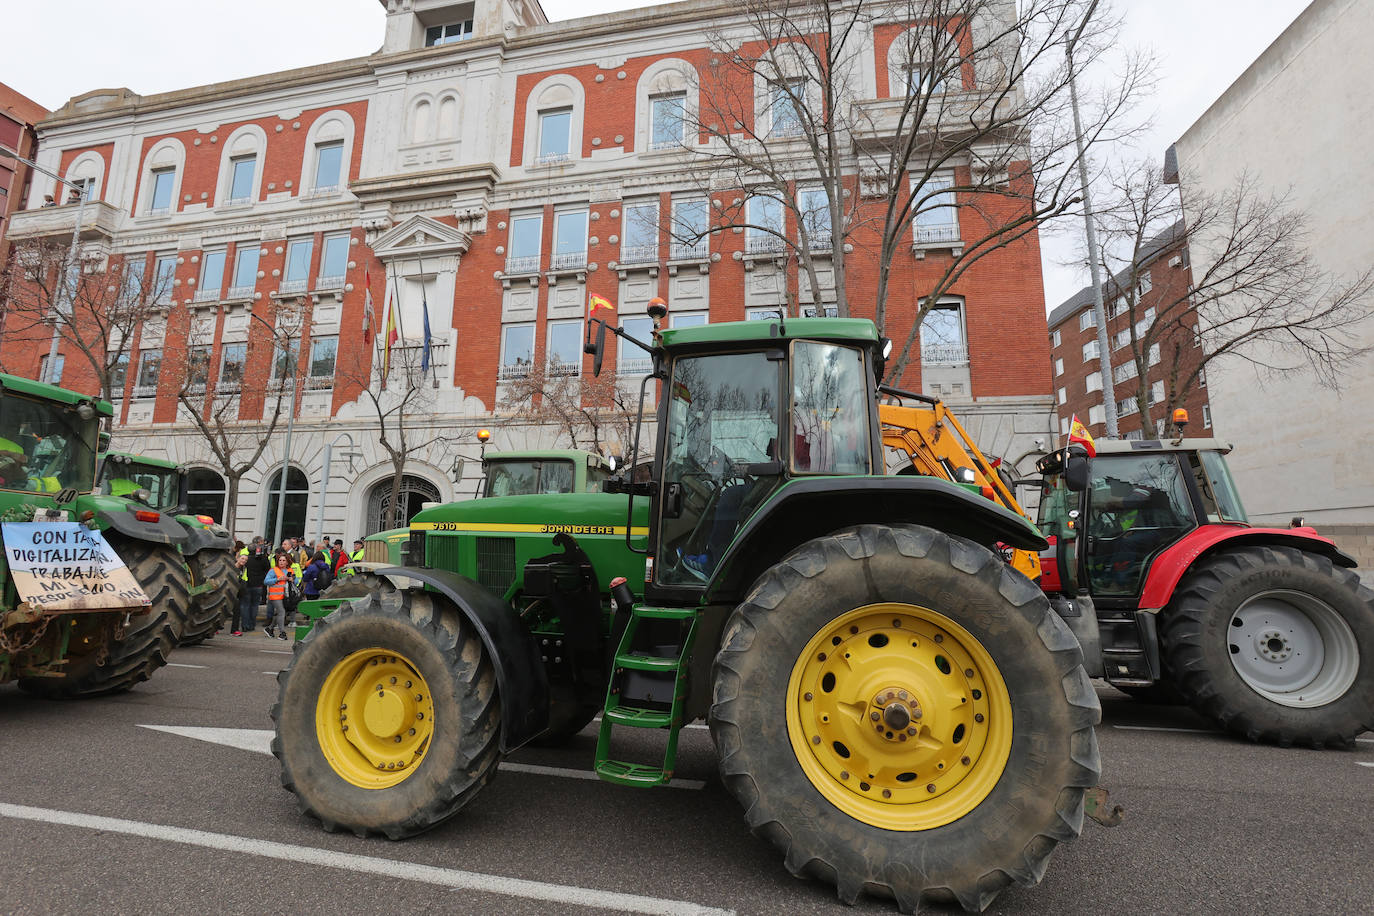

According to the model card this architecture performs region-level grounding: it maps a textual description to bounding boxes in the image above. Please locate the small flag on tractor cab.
[1067,415,1097,457]
[588,294,615,318]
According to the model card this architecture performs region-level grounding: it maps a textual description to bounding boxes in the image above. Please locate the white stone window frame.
[918,297,968,366]
[64,151,106,203]
[505,210,543,275]
[886,24,967,100]
[523,75,584,168]
[911,171,960,248]
[550,206,589,273]
[752,45,815,141]
[499,321,536,380]
[137,138,187,217]
[299,110,357,197]
[669,195,711,260]
[635,59,699,153]
[1079,309,1096,331]
[546,319,583,378]
[403,91,460,147]
[214,124,267,209]
[195,247,229,303]
[620,198,660,266]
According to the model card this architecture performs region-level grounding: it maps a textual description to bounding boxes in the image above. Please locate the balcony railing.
[669,242,708,260]
[303,185,341,199]
[649,136,684,151]
[6,199,122,243]
[279,278,308,294]
[316,274,345,290]
[550,251,587,271]
[921,345,968,365]
[807,231,833,252]
[504,255,540,275]
[226,285,255,300]
[745,236,786,255]
[534,152,571,166]
[914,224,960,244]
[222,196,253,208]
[618,244,658,266]
[193,287,220,303]
[618,357,654,375]
[547,361,581,378]
[304,374,334,391]
[499,362,533,380]
[132,385,158,399]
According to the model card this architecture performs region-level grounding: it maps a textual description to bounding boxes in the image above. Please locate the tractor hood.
[410,491,648,535]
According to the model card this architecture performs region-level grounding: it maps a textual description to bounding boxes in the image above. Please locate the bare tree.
[676,0,1147,386]
[1091,158,1374,432]
[496,357,642,456]
[2,241,172,408]
[335,337,470,530]
[162,301,305,531]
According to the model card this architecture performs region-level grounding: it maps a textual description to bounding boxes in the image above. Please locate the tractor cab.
[0,374,103,499]
[1036,438,1247,601]
[98,451,187,514]
[482,449,614,497]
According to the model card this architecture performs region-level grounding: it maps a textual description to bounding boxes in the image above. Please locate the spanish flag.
[1067,415,1097,457]
[381,284,399,380]
[588,293,615,318]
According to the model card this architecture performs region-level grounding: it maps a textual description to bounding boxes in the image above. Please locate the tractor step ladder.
[594,605,698,787]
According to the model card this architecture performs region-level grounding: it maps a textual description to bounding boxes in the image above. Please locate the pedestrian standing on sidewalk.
[301,550,332,601]
[235,537,271,634]
[263,551,295,640]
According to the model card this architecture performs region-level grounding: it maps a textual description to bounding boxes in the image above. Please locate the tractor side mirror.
[98,431,111,452]
[1063,455,1089,492]
[583,320,607,377]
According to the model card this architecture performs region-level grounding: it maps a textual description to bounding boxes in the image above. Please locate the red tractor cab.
[1035,437,1373,748]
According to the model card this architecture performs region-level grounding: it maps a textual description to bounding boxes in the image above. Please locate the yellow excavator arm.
[879,398,1042,581]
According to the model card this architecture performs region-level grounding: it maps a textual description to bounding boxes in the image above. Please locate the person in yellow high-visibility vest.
[0,436,59,492]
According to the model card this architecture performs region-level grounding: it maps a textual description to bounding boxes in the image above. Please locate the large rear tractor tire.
[181,548,242,646]
[1163,545,1374,748]
[711,524,1101,913]
[19,539,191,698]
[272,588,501,838]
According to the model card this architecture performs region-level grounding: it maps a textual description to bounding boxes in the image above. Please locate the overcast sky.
[6,0,1311,311]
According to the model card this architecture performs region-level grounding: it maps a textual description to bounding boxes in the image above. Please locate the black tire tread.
[1162,544,1374,748]
[271,587,501,839]
[180,548,241,645]
[711,524,1101,913]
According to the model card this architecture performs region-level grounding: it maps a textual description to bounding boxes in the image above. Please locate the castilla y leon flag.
[1067,415,1097,457]
[587,294,615,318]
[362,269,376,344]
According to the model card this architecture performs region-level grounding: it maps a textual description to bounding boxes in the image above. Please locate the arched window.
[437,94,459,139]
[65,151,106,201]
[264,466,310,542]
[138,138,187,216]
[635,59,699,153]
[410,97,432,144]
[366,474,440,533]
[215,125,267,207]
[185,467,228,523]
[299,110,356,196]
[522,75,585,167]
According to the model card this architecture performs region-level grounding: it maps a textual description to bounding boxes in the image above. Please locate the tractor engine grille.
[475,537,517,596]
[425,533,459,572]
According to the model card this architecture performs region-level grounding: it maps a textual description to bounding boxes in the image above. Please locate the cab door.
[1036,473,1083,596]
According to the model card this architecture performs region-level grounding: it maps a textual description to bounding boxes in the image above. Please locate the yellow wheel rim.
[316,648,435,789]
[785,603,1013,831]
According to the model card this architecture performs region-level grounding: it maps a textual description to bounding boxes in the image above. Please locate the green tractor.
[0,373,193,696]
[272,315,1101,911]
[98,451,242,644]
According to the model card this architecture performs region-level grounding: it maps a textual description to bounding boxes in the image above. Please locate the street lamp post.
[0,145,90,385]
[1065,0,1119,439]
[315,431,361,544]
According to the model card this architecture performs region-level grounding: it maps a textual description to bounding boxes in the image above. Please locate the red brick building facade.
[0,82,48,285]
[2,0,1054,538]
[1047,224,1211,441]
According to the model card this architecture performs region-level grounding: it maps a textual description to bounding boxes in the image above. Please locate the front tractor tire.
[19,539,191,699]
[1163,545,1374,748]
[181,548,242,645]
[711,525,1101,913]
[272,589,501,838]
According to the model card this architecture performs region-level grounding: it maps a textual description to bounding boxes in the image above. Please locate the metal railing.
[618,357,654,375]
[534,152,571,166]
[315,274,345,290]
[304,185,341,198]
[669,242,708,260]
[807,231,833,251]
[550,250,587,271]
[226,285,255,300]
[504,255,540,275]
[223,196,253,208]
[304,375,334,391]
[921,345,968,365]
[914,224,960,244]
[745,235,786,254]
[498,363,533,380]
[279,278,308,294]
[618,244,658,265]
[546,361,580,377]
[192,287,220,303]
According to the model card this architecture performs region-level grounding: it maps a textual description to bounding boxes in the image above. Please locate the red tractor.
[1034,427,1373,747]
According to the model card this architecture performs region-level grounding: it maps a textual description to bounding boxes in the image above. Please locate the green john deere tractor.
[99,451,242,644]
[272,315,1101,911]
[0,373,193,696]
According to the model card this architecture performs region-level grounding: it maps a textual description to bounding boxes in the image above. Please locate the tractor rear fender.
[374,565,550,752]
[705,477,1048,606]
[97,507,189,548]
[1138,526,1358,612]
[179,523,233,558]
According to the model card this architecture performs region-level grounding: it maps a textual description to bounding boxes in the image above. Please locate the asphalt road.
[1,634,1370,916]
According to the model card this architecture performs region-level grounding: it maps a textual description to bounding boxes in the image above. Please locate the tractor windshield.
[0,394,98,495]
[484,459,576,496]
[657,350,780,585]
[1192,450,1248,523]
[1084,453,1196,596]
[101,461,180,511]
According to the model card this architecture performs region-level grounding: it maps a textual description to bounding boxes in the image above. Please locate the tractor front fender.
[375,565,550,752]
[97,506,189,548]
[1138,526,1358,612]
[705,477,1047,605]
[178,522,233,557]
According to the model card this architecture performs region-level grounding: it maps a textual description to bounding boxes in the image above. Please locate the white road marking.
[1358,762,1374,768]
[1112,725,1214,735]
[260,649,293,655]
[137,726,706,789]
[262,671,281,675]
[0,802,732,916]
[166,663,206,669]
